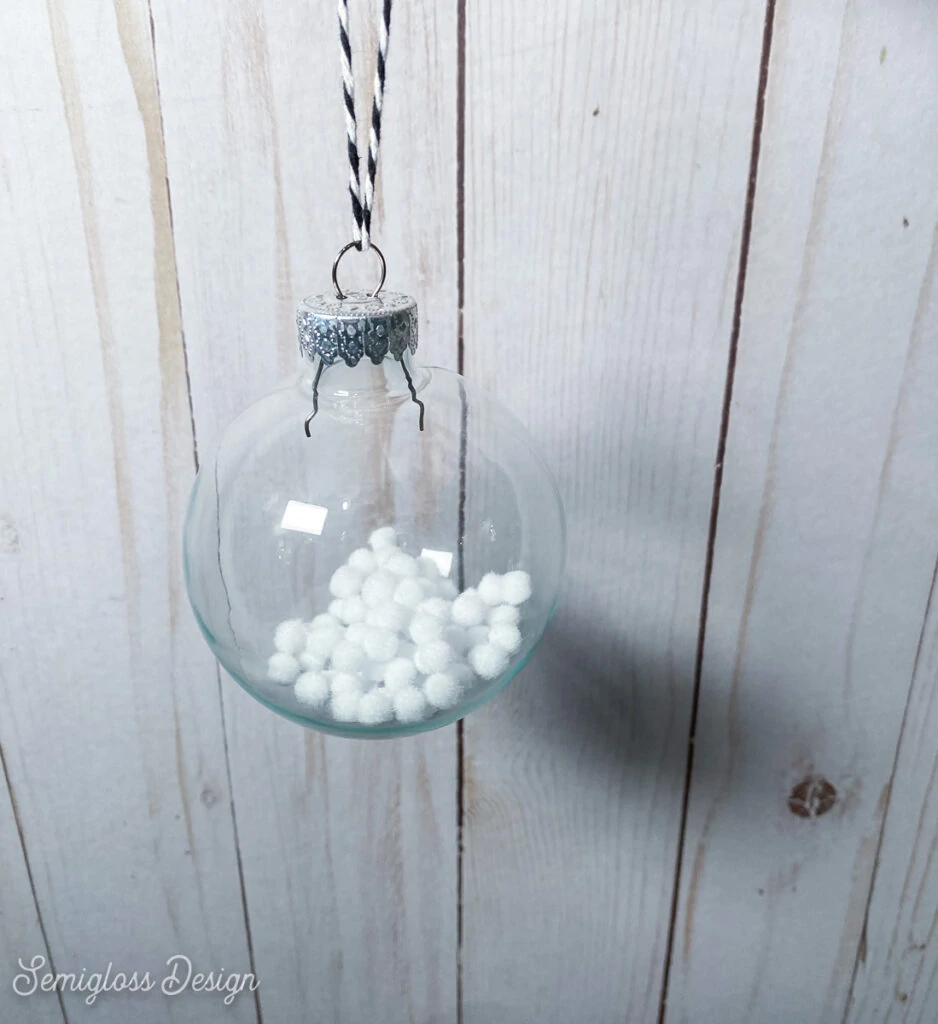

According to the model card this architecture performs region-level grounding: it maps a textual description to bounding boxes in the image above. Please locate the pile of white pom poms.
[266,526,532,726]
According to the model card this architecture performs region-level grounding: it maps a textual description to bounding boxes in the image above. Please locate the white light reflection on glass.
[280,500,328,536]
[420,548,453,578]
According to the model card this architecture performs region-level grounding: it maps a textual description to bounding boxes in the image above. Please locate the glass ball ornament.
[183,287,565,737]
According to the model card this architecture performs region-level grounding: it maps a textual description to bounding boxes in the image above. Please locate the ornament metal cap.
[297,291,419,368]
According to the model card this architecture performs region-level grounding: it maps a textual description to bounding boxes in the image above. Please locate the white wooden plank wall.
[0,775,61,1024]
[848,524,938,1023]
[667,0,938,1021]
[460,0,767,1021]
[147,0,459,1020]
[2,0,938,1021]
[1,1,254,1022]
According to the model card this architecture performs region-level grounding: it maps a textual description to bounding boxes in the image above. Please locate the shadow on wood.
[488,601,806,796]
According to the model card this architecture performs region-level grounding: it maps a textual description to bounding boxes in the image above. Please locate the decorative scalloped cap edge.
[297,291,418,367]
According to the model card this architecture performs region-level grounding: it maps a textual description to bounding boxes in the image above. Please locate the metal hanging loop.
[332,241,387,300]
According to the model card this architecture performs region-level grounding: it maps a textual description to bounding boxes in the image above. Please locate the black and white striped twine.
[337,0,393,252]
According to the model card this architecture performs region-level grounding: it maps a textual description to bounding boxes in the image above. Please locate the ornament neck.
[299,350,423,398]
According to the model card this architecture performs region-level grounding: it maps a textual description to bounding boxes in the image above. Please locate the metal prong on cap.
[400,359,425,431]
[304,359,325,437]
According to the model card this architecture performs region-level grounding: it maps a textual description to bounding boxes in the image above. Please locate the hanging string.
[337,0,364,245]
[337,0,393,251]
[362,0,392,247]
[305,0,415,439]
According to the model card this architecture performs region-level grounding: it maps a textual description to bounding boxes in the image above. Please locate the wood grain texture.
[460,0,768,1020]
[5,0,938,1017]
[667,1,938,1021]
[148,0,460,1019]
[0,769,64,1023]
[845,233,938,1023]
[0,0,254,1020]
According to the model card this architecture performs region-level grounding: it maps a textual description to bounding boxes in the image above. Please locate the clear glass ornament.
[183,287,565,736]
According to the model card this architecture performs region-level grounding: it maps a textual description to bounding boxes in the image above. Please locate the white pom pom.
[450,661,475,686]
[362,571,398,608]
[331,671,365,696]
[488,604,520,626]
[490,624,522,654]
[477,573,504,607]
[345,622,369,646]
[417,556,441,580]
[374,546,399,568]
[331,691,362,722]
[469,643,509,680]
[394,577,425,609]
[267,653,300,684]
[414,640,453,675]
[424,672,463,710]
[501,570,532,606]
[365,660,387,683]
[274,619,308,655]
[358,689,394,724]
[418,597,451,620]
[294,671,330,707]
[409,613,445,645]
[363,627,399,663]
[443,625,470,654]
[452,589,486,627]
[467,624,489,646]
[331,640,366,672]
[336,596,367,624]
[328,599,345,619]
[299,647,326,671]
[393,686,429,723]
[330,565,363,598]
[348,547,378,574]
[369,526,398,550]
[305,627,343,660]
[384,657,417,692]
[310,612,340,631]
[372,601,411,633]
[386,552,419,577]
[438,578,459,599]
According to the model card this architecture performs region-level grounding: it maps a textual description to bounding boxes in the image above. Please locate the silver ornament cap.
[297,291,419,368]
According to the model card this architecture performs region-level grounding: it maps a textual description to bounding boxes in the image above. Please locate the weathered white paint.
[0,773,62,1024]
[3,0,938,1019]
[0,1,254,1021]
[148,0,459,1019]
[667,1,938,1021]
[845,234,938,1023]
[459,0,769,1020]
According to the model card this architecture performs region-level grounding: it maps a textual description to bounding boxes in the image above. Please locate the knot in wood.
[787,775,837,819]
